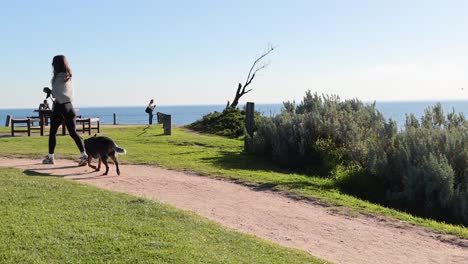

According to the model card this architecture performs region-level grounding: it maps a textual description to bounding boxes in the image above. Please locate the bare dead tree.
[226,45,275,109]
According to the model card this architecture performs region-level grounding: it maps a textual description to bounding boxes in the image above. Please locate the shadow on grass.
[136,125,151,137]
[202,151,338,193]
[177,151,204,156]
[24,170,57,177]
[201,151,330,177]
[249,179,337,193]
[201,151,285,173]
[208,151,388,208]
[135,125,166,137]
[134,135,166,144]
[137,133,167,138]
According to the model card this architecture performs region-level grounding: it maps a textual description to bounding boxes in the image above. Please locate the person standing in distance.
[146,99,156,125]
[39,99,50,110]
[38,99,51,125]
[42,55,88,166]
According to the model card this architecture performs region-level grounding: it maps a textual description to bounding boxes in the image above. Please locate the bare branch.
[244,89,253,94]
[244,46,275,85]
[245,73,256,88]
[227,44,276,109]
[252,62,269,76]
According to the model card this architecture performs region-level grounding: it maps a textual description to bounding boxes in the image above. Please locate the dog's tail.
[113,143,127,154]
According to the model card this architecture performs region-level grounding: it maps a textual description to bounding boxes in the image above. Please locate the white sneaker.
[42,156,54,164]
[78,155,88,166]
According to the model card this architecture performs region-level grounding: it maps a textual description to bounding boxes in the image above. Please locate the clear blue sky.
[1,0,467,108]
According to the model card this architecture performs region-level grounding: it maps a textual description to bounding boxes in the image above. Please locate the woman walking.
[42,55,88,165]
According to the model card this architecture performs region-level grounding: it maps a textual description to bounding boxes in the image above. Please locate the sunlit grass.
[0,125,466,239]
[0,167,326,263]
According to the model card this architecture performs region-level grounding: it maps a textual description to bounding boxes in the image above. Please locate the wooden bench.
[76,117,100,135]
[11,118,42,136]
[156,112,171,135]
[27,116,40,126]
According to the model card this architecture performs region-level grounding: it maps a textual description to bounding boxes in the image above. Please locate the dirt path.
[0,157,466,264]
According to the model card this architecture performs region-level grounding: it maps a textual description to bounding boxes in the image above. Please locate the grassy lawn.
[0,125,467,239]
[0,167,325,263]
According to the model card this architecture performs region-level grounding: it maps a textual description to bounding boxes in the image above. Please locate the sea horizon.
[1,99,467,110]
[1,100,466,128]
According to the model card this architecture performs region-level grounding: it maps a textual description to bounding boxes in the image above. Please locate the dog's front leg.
[97,158,101,171]
[88,156,98,170]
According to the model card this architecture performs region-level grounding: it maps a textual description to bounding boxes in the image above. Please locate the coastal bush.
[253,90,468,225]
[187,107,245,138]
[377,105,468,223]
[254,91,387,175]
[187,106,265,138]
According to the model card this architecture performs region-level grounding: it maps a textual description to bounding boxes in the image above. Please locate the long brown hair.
[52,55,72,82]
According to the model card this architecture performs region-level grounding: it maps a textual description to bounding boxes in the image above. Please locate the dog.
[84,135,126,175]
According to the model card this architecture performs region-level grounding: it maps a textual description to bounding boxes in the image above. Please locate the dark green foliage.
[187,108,245,138]
[254,91,387,175]
[187,108,246,138]
[254,90,468,225]
[334,165,386,203]
[187,107,263,138]
[375,104,468,223]
[388,154,454,217]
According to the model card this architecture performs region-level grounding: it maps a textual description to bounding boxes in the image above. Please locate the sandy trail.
[0,157,466,264]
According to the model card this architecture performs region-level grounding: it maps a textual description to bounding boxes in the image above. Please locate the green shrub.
[187,108,245,138]
[254,91,387,174]
[253,90,468,225]
[187,107,262,138]
[376,105,467,223]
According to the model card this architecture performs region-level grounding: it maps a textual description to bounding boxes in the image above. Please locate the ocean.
[0,101,466,129]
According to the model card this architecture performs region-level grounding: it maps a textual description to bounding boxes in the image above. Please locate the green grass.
[1,125,467,239]
[0,167,325,263]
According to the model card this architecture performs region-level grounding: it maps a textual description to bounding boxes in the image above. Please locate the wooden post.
[113,113,117,125]
[5,115,11,127]
[244,102,255,153]
[27,119,31,137]
[157,112,172,135]
[40,120,44,136]
[87,118,91,135]
[163,114,172,135]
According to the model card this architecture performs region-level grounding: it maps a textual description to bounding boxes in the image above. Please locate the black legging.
[48,102,85,154]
